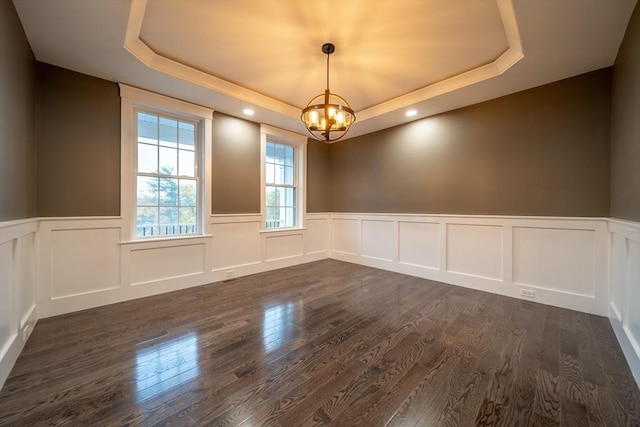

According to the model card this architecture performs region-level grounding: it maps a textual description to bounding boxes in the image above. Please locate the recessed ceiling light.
[406,110,417,117]
[243,108,254,116]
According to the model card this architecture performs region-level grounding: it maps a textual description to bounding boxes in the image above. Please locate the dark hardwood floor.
[1,259,639,426]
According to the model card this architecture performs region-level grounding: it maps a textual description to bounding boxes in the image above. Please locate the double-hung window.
[265,141,296,229]
[261,125,306,230]
[136,111,199,237]
[120,84,212,241]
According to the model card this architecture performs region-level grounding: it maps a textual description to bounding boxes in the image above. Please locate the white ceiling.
[12,0,638,140]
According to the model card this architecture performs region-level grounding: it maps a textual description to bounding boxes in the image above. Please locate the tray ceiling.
[12,0,638,140]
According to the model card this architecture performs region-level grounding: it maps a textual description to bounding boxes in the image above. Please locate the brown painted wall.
[12,43,622,220]
[35,63,120,217]
[329,69,612,216]
[611,4,640,223]
[0,1,36,221]
[307,139,330,212]
[211,112,261,213]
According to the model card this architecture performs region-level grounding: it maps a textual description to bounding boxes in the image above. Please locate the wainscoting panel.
[0,240,15,369]
[610,232,628,320]
[513,227,595,297]
[398,221,439,270]
[130,243,206,285]
[0,219,38,389]
[609,219,640,386]
[17,233,36,330]
[626,240,640,349]
[211,220,261,270]
[332,218,359,256]
[50,227,121,298]
[623,241,640,355]
[264,232,304,262]
[38,219,125,317]
[446,223,503,281]
[304,217,329,255]
[361,220,394,262]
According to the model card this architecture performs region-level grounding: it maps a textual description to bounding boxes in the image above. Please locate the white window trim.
[119,84,213,241]
[260,124,307,232]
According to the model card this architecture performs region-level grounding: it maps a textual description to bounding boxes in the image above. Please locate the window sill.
[120,234,213,245]
[259,227,306,234]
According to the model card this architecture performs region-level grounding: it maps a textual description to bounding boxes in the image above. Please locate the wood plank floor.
[1,259,639,426]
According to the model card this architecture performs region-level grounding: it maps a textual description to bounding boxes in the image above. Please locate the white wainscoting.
[211,219,261,270]
[332,218,359,255]
[361,219,395,263]
[49,226,121,298]
[608,218,640,385]
[37,214,330,318]
[130,242,207,285]
[0,218,38,389]
[330,213,609,316]
[447,223,503,281]
[3,213,637,389]
[398,221,440,270]
[305,216,329,255]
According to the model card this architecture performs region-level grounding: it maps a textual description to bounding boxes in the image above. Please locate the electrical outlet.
[226,270,235,279]
[520,289,535,298]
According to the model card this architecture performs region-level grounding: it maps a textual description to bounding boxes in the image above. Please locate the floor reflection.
[262,302,298,353]
[135,332,199,402]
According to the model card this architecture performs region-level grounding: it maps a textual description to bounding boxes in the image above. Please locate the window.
[265,141,296,229]
[120,84,212,241]
[261,125,306,230]
[135,111,199,237]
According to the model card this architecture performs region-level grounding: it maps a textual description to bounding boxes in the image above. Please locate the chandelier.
[301,43,356,143]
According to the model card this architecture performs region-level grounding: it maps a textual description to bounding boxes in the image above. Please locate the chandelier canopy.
[301,43,356,143]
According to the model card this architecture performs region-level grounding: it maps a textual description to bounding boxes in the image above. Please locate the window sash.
[264,141,297,229]
[134,109,201,238]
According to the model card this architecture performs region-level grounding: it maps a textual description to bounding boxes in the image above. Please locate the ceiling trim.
[124,0,523,123]
[124,0,300,118]
[356,0,523,123]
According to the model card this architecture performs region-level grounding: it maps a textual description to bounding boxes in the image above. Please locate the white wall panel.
[332,218,359,255]
[624,240,640,360]
[446,224,503,281]
[398,221,439,269]
[265,233,303,262]
[131,243,206,285]
[0,241,15,361]
[17,233,36,328]
[304,218,328,254]
[0,219,39,389]
[608,219,640,387]
[50,228,121,298]
[361,220,394,262]
[513,227,595,297]
[211,221,261,269]
[610,232,628,320]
